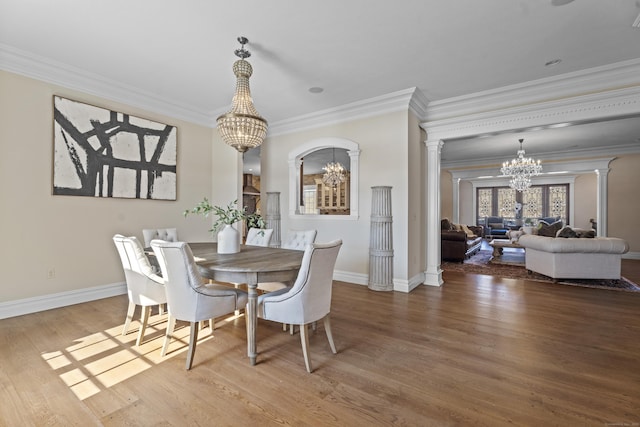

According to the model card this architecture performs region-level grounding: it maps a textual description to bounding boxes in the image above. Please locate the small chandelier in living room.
[216,37,268,153]
[322,148,346,188]
[501,138,542,192]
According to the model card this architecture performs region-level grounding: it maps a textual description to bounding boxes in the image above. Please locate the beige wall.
[0,71,229,303]
[407,112,425,280]
[608,154,640,252]
[573,173,596,229]
[440,170,453,221]
[261,110,416,283]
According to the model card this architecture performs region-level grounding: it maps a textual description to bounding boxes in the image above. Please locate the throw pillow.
[460,224,475,238]
[441,218,452,231]
[556,226,577,238]
[576,229,596,238]
[488,222,504,229]
[538,220,563,237]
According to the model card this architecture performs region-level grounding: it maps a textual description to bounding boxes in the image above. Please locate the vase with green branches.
[184,198,246,233]
[184,198,247,253]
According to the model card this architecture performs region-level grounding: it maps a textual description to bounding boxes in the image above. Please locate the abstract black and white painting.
[53,96,177,200]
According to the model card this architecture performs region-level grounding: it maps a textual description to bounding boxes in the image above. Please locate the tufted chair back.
[142,228,178,247]
[282,229,317,251]
[245,228,274,247]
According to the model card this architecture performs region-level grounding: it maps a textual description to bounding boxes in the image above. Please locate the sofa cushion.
[538,220,563,237]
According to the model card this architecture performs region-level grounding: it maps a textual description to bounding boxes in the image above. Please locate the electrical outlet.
[47,268,56,279]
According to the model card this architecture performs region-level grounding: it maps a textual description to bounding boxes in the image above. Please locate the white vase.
[217,224,240,254]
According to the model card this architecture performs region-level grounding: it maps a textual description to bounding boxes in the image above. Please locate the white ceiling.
[2,0,640,171]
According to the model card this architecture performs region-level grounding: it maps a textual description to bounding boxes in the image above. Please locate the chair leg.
[186,322,199,370]
[323,315,337,354]
[282,323,287,332]
[161,315,176,357]
[158,303,165,315]
[122,301,136,336]
[210,318,215,334]
[136,306,151,346]
[299,324,312,373]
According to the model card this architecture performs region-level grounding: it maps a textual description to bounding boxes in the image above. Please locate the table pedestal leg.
[246,273,258,365]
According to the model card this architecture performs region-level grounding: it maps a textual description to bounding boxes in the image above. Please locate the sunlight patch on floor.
[39,313,213,401]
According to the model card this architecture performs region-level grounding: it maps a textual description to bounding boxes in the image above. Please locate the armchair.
[257,240,342,373]
[112,234,167,346]
[485,216,509,239]
[150,240,248,370]
[259,229,318,294]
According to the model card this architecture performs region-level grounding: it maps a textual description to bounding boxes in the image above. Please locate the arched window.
[288,137,360,219]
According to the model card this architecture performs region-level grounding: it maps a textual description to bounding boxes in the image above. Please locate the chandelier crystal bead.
[500,139,542,192]
[216,37,268,153]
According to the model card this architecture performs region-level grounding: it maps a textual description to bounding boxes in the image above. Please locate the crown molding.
[442,143,640,169]
[447,157,616,180]
[425,58,640,122]
[0,42,426,133]
[423,85,640,143]
[267,87,421,136]
[0,43,212,126]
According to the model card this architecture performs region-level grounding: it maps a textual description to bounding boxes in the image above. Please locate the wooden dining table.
[188,242,304,366]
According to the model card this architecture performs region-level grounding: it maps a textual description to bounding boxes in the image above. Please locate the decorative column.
[368,186,394,292]
[595,168,610,237]
[265,191,281,247]
[424,139,444,287]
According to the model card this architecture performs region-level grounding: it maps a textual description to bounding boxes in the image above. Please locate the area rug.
[442,249,640,292]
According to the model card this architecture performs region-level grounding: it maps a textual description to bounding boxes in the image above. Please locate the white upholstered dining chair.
[258,229,318,296]
[281,229,317,250]
[113,234,168,346]
[142,228,178,247]
[150,240,248,370]
[257,239,342,373]
[245,227,274,247]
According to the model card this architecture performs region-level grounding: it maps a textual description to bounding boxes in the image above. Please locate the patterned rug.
[442,249,640,292]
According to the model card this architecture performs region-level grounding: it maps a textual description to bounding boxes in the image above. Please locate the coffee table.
[489,239,525,265]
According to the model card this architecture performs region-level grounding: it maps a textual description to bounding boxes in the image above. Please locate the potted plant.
[245,211,266,231]
[184,198,246,254]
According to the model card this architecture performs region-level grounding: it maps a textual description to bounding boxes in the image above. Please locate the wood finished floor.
[2,263,640,426]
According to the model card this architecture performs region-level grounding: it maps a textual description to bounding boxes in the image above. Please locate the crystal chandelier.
[500,138,542,192]
[216,37,268,153]
[322,148,346,188]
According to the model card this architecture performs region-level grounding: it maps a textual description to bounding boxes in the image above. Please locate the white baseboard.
[623,251,640,260]
[333,270,367,286]
[0,282,127,320]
